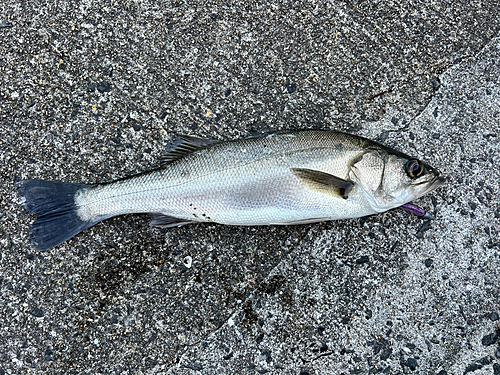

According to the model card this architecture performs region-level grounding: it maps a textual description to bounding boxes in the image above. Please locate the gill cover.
[349,150,443,213]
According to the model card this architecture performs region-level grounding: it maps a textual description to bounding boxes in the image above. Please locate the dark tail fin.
[16,179,99,251]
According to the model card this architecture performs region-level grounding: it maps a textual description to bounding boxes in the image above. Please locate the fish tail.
[16,179,99,251]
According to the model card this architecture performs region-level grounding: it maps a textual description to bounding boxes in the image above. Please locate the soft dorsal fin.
[291,168,354,199]
[160,134,220,166]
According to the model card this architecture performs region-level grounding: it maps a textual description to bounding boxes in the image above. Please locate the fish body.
[17,130,445,251]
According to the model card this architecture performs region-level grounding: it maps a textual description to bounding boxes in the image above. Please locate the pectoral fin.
[291,168,354,199]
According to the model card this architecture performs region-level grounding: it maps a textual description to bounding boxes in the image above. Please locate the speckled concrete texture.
[1,1,499,374]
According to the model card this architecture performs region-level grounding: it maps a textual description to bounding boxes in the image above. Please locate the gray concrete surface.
[1,1,499,374]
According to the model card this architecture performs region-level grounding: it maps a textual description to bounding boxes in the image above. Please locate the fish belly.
[78,164,374,226]
[159,166,374,225]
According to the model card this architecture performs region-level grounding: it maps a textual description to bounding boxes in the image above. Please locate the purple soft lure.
[401,203,435,220]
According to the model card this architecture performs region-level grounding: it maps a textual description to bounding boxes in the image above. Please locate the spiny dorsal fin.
[160,134,220,166]
[291,168,354,199]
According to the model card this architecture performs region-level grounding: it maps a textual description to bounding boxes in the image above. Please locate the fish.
[16,130,445,251]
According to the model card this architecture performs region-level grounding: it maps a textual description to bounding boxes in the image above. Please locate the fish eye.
[405,159,424,178]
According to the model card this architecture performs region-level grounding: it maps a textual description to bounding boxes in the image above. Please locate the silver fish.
[16,130,445,251]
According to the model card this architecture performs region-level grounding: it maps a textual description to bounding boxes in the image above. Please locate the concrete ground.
[1,1,499,374]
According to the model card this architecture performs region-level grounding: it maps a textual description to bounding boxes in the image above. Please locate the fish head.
[349,149,445,212]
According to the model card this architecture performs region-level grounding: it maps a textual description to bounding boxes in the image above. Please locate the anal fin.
[291,168,354,199]
[271,217,331,225]
[149,213,193,228]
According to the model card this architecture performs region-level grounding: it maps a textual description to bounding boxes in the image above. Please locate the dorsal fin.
[160,134,220,166]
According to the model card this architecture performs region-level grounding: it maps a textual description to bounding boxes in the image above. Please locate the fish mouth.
[423,175,446,193]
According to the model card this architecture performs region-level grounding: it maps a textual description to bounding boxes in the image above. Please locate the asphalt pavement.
[1,1,499,374]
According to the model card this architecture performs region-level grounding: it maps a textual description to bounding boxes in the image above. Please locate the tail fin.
[16,179,99,251]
